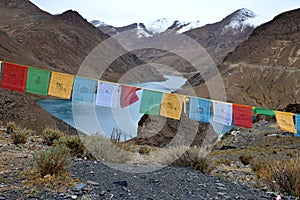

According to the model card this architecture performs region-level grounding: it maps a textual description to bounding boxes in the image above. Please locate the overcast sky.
[29,0,299,26]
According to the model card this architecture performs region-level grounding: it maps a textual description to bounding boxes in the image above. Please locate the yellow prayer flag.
[160,93,184,120]
[48,72,74,99]
[275,111,297,133]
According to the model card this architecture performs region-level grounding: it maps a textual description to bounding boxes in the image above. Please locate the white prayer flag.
[212,101,233,126]
[96,81,118,107]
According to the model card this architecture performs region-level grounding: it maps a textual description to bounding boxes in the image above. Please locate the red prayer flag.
[233,104,253,128]
[120,85,141,108]
[1,62,28,92]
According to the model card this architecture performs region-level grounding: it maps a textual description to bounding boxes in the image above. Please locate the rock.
[71,195,77,199]
[87,180,99,186]
[99,191,106,196]
[220,145,237,150]
[81,195,92,200]
[217,187,227,191]
[215,183,226,187]
[73,183,87,191]
[113,180,128,187]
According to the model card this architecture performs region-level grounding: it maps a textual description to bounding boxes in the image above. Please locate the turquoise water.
[38,75,187,139]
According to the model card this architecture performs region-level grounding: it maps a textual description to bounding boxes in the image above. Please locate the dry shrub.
[251,156,300,196]
[11,128,31,144]
[239,154,253,165]
[138,146,152,155]
[80,133,131,163]
[42,127,64,146]
[157,145,213,173]
[6,121,18,134]
[35,146,71,177]
[55,135,85,158]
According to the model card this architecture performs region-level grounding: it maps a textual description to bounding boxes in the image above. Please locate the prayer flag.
[275,111,297,133]
[211,114,234,134]
[1,62,28,92]
[96,81,118,107]
[233,104,253,128]
[48,71,74,99]
[120,85,141,108]
[0,61,2,82]
[160,93,184,120]
[139,89,163,115]
[72,76,96,103]
[253,107,275,116]
[212,101,233,126]
[189,97,211,123]
[296,114,300,134]
[26,67,51,95]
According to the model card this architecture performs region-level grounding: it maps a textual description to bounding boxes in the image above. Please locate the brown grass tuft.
[42,127,64,146]
[80,133,131,163]
[10,128,31,144]
[54,135,85,158]
[35,146,71,177]
[157,145,213,173]
[251,156,300,196]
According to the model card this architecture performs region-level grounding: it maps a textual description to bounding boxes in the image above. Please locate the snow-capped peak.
[237,8,257,19]
[136,23,152,38]
[144,18,175,34]
[177,21,203,33]
[90,20,108,27]
[144,18,203,35]
[224,8,260,32]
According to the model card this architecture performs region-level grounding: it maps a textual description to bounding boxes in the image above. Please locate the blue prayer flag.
[72,76,96,103]
[189,97,211,123]
[296,114,300,135]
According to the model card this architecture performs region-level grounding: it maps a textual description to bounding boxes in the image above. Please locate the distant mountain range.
[91,8,262,39]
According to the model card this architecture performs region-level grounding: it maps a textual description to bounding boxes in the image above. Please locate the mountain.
[0,0,163,132]
[96,18,203,38]
[115,8,258,81]
[129,9,261,149]
[193,8,300,110]
[90,20,108,27]
[184,8,258,65]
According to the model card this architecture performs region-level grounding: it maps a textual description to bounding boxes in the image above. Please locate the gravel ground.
[0,125,283,200]
[62,159,271,200]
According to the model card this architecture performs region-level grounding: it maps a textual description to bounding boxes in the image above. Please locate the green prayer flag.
[139,89,163,115]
[26,67,51,95]
[253,107,275,116]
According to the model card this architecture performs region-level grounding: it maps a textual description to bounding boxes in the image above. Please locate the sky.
[29,0,300,27]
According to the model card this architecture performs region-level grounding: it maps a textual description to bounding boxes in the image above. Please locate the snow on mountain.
[177,21,203,33]
[136,23,152,38]
[144,18,174,34]
[224,8,260,32]
[90,20,108,27]
[91,8,264,38]
[143,18,203,35]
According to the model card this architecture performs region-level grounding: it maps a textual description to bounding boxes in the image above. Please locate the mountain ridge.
[191,8,300,110]
[93,8,260,39]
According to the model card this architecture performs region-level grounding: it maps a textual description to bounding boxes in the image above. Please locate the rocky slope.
[219,8,300,109]
[185,8,258,65]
